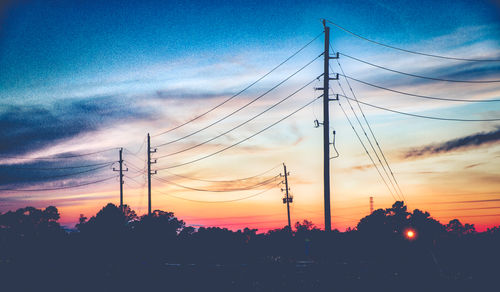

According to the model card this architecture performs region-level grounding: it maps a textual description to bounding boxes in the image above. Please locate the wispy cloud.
[347,164,374,172]
[0,95,152,157]
[403,126,500,159]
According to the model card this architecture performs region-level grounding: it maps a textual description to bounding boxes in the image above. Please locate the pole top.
[322,19,326,27]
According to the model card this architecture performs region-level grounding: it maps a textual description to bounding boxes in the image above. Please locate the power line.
[125,136,147,155]
[0,161,115,170]
[0,148,118,160]
[332,73,402,201]
[156,77,320,158]
[439,213,500,218]
[153,175,278,192]
[324,19,500,62]
[123,160,146,173]
[124,174,147,187]
[160,164,281,183]
[426,199,500,204]
[123,147,147,165]
[152,32,324,138]
[0,175,117,192]
[339,52,500,83]
[155,185,277,204]
[337,99,398,202]
[431,206,500,212]
[332,51,406,202]
[340,94,500,122]
[154,54,323,148]
[339,74,500,103]
[193,218,290,227]
[156,95,322,170]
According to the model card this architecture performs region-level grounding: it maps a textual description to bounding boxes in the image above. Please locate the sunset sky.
[1,0,499,232]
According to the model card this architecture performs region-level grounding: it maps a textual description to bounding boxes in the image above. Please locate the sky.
[1,0,500,232]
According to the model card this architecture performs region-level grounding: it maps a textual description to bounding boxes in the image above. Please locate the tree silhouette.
[76,203,136,235]
[446,219,476,236]
[1,201,499,292]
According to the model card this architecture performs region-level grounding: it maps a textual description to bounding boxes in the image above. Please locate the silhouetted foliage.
[446,218,476,236]
[1,201,499,292]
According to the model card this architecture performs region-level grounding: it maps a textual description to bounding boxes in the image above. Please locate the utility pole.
[321,19,339,232]
[113,148,128,212]
[281,163,292,229]
[147,133,157,216]
[370,196,374,214]
[322,19,332,232]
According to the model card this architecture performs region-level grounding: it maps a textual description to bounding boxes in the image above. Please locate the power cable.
[154,54,323,148]
[161,164,281,183]
[153,175,278,192]
[339,52,500,83]
[330,131,339,159]
[439,213,500,218]
[156,95,322,170]
[123,148,147,165]
[431,206,500,212]
[332,74,402,201]
[332,48,406,202]
[340,94,500,122]
[324,19,500,62]
[155,185,276,204]
[337,99,398,201]
[125,135,147,155]
[156,77,320,158]
[124,174,147,187]
[152,32,324,138]
[425,198,500,204]
[339,74,500,102]
[123,160,146,173]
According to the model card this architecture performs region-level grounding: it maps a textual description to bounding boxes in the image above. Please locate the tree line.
[0,201,498,291]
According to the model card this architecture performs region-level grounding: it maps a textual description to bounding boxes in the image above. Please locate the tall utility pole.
[113,148,128,212]
[370,196,374,214]
[322,19,332,232]
[321,19,339,232]
[147,133,157,216]
[281,163,292,229]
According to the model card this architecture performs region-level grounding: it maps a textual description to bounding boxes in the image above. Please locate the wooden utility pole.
[321,19,339,232]
[281,163,292,229]
[113,148,127,212]
[147,133,157,216]
[322,20,332,232]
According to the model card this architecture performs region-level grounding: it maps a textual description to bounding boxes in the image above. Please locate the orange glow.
[404,229,417,240]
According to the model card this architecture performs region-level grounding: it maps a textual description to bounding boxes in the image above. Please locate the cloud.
[346,164,374,172]
[154,90,234,100]
[0,95,151,157]
[0,159,114,187]
[464,163,483,169]
[403,126,500,159]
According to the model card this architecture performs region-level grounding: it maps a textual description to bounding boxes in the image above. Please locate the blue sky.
[1,0,499,231]
[2,0,498,92]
